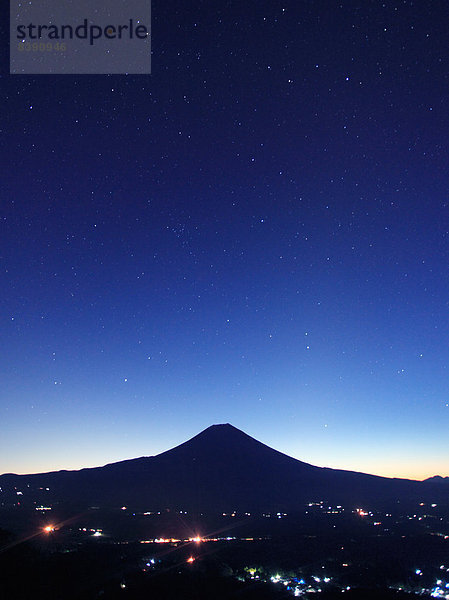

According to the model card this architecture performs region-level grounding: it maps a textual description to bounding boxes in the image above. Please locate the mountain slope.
[0,424,447,512]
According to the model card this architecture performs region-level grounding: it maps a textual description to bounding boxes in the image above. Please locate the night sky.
[2,1,448,479]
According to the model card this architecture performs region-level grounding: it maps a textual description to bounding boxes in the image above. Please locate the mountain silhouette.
[1,424,447,511]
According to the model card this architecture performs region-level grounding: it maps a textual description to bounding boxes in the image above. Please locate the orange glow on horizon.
[303,457,448,482]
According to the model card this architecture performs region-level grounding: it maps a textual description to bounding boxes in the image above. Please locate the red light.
[43,525,55,533]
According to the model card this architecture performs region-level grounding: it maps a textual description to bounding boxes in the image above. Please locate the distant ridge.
[1,424,448,512]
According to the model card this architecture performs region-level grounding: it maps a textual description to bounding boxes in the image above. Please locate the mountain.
[1,424,447,512]
[424,475,449,483]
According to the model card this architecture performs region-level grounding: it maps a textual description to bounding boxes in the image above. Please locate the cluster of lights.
[140,535,245,544]
[269,571,332,595]
[411,568,449,599]
[78,527,102,536]
[245,567,264,580]
[189,536,203,543]
[430,582,449,599]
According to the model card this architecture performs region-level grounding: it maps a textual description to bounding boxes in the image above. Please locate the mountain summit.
[0,424,447,512]
[157,423,314,470]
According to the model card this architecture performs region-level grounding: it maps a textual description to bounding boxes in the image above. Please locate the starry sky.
[1,1,448,479]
